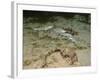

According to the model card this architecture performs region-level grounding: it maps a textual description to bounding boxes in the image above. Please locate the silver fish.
[33,26,77,43]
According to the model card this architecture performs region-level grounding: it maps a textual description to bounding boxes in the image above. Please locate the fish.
[33,26,53,31]
[32,25,77,43]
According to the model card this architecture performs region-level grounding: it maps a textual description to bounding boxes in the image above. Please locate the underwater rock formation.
[41,47,80,68]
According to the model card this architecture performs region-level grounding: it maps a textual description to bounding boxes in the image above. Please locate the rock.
[24,60,32,66]
[46,51,70,67]
[62,47,79,65]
